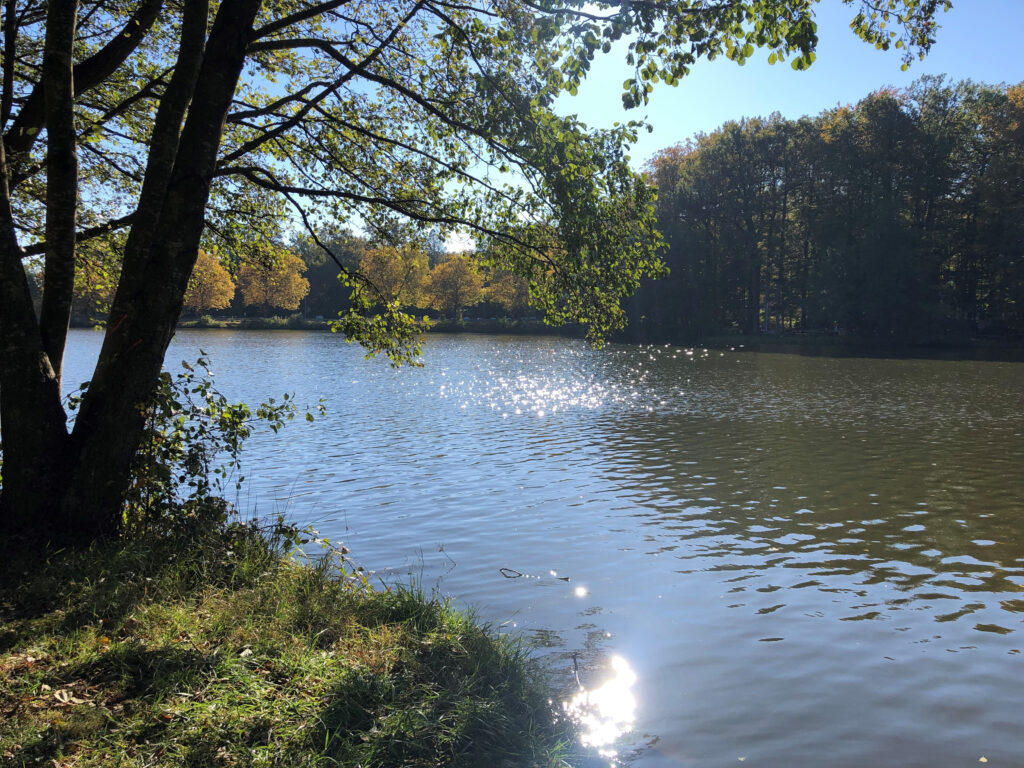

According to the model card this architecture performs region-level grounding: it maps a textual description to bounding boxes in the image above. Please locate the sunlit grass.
[0,522,575,766]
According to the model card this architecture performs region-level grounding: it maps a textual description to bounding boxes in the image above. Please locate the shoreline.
[69,319,1024,361]
[0,522,577,766]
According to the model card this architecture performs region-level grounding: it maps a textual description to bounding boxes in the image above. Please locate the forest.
[68,76,1021,348]
[629,77,1024,345]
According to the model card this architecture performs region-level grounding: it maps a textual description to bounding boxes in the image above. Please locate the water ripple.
[63,330,1024,767]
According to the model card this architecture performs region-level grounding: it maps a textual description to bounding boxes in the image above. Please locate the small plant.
[65,356,326,536]
[193,314,227,328]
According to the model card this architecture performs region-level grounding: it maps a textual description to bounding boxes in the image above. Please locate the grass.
[176,316,330,330]
[0,521,576,767]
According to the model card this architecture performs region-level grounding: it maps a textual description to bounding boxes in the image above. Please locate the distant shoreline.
[161,315,589,337]
[694,333,1024,362]
[71,318,1024,360]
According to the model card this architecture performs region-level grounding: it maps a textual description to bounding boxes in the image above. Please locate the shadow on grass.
[10,645,212,765]
[1,525,577,767]
[69,644,214,700]
[310,589,576,767]
[0,523,278,653]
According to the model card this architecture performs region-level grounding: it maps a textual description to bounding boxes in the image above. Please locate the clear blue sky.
[558,1,1024,168]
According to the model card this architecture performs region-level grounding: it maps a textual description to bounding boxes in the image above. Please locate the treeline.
[66,227,537,325]
[71,240,313,323]
[629,77,1024,344]
[295,235,534,322]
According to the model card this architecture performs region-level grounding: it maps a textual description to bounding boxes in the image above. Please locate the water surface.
[65,330,1024,767]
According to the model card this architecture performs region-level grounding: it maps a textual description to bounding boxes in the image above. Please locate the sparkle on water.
[61,331,1024,767]
[563,655,639,760]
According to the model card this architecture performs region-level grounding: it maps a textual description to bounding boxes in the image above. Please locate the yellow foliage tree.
[487,270,531,314]
[425,254,484,320]
[238,250,310,314]
[358,245,428,308]
[184,250,235,312]
[71,236,123,323]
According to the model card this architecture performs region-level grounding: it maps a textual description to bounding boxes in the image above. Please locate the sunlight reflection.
[563,655,638,760]
[435,362,644,416]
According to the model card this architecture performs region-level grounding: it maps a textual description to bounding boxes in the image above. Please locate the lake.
[64,329,1024,767]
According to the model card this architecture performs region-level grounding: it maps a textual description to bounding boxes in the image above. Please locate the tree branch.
[227,79,334,122]
[221,163,541,255]
[231,3,424,164]
[120,0,209,267]
[249,0,356,42]
[220,77,345,165]
[3,0,163,163]
[2,0,18,129]
[20,212,135,257]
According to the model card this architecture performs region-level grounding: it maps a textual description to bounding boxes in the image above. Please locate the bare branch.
[20,212,135,257]
[250,0,356,42]
[220,164,540,255]
[227,80,334,122]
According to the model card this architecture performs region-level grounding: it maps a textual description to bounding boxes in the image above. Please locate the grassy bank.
[0,523,575,767]
[174,315,584,338]
[177,315,330,330]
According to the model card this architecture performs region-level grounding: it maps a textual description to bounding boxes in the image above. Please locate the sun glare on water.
[563,655,638,760]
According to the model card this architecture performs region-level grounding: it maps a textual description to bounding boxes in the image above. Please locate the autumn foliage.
[238,251,310,313]
[184,250,235,312]
[358,245,428,308]
[425,255,485,320]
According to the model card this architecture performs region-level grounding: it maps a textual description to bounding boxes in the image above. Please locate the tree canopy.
[184,250,236,312]
[426,254,485,319]
[358,244,429,309]
[238,249,310,313]
[634,77,1024,343]
[0,0,951,538]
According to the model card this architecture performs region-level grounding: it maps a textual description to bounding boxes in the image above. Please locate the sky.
[557,1,1024,168]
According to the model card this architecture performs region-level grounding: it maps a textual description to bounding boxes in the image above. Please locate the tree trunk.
[0,221,71,537]
[38,0,80,386]
[0,4,78,540]
[59,0,263,533]
[0,0,262,541]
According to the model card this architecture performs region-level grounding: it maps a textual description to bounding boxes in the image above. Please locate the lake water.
[64,329,1024,767]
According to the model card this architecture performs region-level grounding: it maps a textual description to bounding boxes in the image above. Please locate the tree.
[488,270,532,314]
[426,255,485,320]
[238,250,310,314]
[293,227,367,319]
[632,77,1024,345]
[71,235,123,325]
[184,250,235,313]
[0,1,949,540]
[358,245,429,308]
